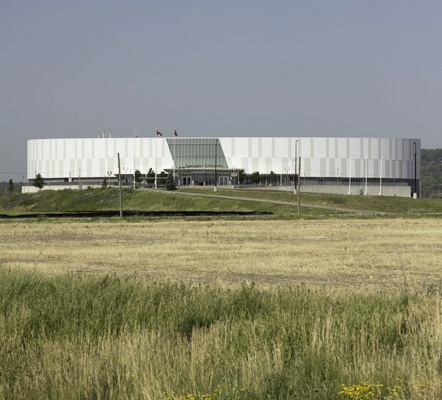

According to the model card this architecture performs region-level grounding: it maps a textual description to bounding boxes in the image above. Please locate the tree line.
[420,148,442,198]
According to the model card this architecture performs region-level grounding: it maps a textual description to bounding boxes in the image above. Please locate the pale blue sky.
[1,0,441,181]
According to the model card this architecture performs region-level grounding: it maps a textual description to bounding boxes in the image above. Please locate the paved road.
[145,189,385,215]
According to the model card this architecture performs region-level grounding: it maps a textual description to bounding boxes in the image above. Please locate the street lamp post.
[284,166,290,186]
[133,130,136,189]
[379,155,383,196]
[364,154,368,195]
[117,153,123,218]
[297,156,301,216]
[294,139,299,194]
[214,139,218,192]
[155,137,158,189]
[109,154,123,218]
[347,155,352,195]
[414,141,417,198]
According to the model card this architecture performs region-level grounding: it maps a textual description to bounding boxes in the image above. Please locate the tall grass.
[1,268,441,399]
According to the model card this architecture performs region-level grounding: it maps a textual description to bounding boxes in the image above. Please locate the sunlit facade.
[27,137,421,196]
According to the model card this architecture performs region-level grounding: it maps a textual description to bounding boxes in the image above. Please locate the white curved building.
[26,137,420,197]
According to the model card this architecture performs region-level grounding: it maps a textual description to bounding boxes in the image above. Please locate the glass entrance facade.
[166,138,228,169]
[167,138,234,186]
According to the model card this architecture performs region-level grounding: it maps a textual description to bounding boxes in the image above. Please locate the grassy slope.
[0,187,441,216]
[178,187,442,214]
[0,188,300,217]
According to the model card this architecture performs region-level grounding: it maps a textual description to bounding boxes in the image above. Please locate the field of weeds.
[1,219,442,399]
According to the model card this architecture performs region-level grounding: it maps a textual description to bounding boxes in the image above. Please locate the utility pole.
[379,155,383,196]
[347,155,352,195]
[298,156,301,216]
[118,152,123,218]
[133,130,136,189]
[155,137,158,189]
[414,141,417,198]
[364,155,368,195]
[214,139,218,192]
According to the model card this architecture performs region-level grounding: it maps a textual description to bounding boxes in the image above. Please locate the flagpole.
[155,126,158,189]
[133,129,136,189]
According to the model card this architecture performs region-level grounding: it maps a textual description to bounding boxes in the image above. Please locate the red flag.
[156,130,163,137]
[174,129,178,136]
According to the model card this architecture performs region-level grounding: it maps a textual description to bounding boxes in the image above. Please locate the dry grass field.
[1,218,441,289]
[2,218,442,399]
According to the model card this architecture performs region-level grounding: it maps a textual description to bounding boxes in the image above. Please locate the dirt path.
[146,189,385,215]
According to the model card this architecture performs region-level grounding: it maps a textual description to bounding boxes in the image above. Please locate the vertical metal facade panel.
[303,158,311,177]
[265,158,272,173]
[337,138,347,158]
[381,139,391,161]
[353,159,361,178]
[309,158,319,176]
[373,159,379,177]
[260,138,272,157]
[349,138,361,159]
[370,139,379,159]
[328,158,336,177]
[95,140,105,159]
[251,139,259,157]
[391,139,397,160]
[313,138,327,159]
[362,138,370,159]
[87,159,92,177]
[320,159,326,176]
[65,140,74,159]
[328,138,336,158]
[230,138,244,157]
[219,138,232,157]
[56,140,64,160]
[274,138,289,158]
[301,138,311,158]
[42,140,49,160]
[396,139,403,160]
[26,137,420,182]
[339,158,346,177]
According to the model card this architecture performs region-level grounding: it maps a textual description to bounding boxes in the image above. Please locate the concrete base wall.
[303,185,411,197]
[22,185,102,193]
[243,184,412,197]
[22,183,412,198]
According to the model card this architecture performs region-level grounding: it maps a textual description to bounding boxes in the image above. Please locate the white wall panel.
[370,139,379,159]
[251,139,259,157]
[65,140,75,159]
[56,140,64,160]
[337,138,347,158]
[380,139,390,160]
[362,138,370,159]
[260,138,273,157]
[349,138,361,159]
[219,138,232,157]
[328,138,336,158]
[301,138,311,158]
[27,137,421,181]
[42,141,50,160]
[275,138,289,158]
[309,159,320,176]
[94,140,106,159]
[313,138,327,159]
[231,138,248,157]
[396,139,403,160]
